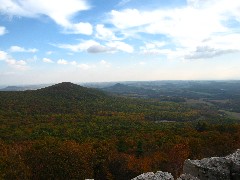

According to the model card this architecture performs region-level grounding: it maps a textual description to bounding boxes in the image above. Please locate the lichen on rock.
[131,171,174,180]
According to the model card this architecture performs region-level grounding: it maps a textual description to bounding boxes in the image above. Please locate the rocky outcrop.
[183,149,240,180]
[132,149,240,180]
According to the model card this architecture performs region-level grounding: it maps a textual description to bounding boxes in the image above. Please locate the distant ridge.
[0,86,23,91]
[0,82,109,114]
[104,83,141,92]
[0,84,48,91]
[103,83,131,92]
[103,83,156,97]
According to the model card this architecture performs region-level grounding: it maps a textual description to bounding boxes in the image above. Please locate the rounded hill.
[36,82,107,100]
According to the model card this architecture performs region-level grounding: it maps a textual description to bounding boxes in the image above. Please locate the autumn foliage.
[0,83,240,179]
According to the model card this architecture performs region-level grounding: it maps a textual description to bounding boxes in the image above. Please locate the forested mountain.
[0,82,202,121]
[0,82,106,114]
[0,82,240,179]
[0,82,112,114]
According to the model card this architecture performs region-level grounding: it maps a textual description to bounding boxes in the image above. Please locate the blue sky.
[0,0,240,85]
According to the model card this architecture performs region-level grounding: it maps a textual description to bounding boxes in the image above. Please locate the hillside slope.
[0,82,110,114]
[0,82,209,121]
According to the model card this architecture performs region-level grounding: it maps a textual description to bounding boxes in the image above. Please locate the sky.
[0,0,240,85]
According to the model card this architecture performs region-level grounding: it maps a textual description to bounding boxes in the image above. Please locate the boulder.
[183,149,240,180]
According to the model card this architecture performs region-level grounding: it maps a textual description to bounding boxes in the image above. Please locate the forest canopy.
[0,82,240,179]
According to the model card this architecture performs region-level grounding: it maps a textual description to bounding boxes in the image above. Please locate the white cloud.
[0,0,92,35]
[43,58,54,63]
[0,50,8,60]
[95,24,117,41]
[7,59,28,70]
[182,33,240,59]
[110,8,226,48]
[0,26,7,35]
[47,57,108,69]
[46,51,53,55]
[57,59,68,65]
[201,33,240,50]
[56,40,134,53]
[140,41,166,55]
[6,59,26,66]
[10,46,25,52]
[56,40,99,52]
[145,41,166,49]
[9,46,38,53]
[185,46,239,59]
[65,22,93,35]
[110,9,147,29]
[109,0,240,59]
[106,41,134,53]
[117,0,132,6]
[54,58,93,69]
[87,45,114,53]
[100,60,111,67]
[44,58,79,65]
[100,60,107,65]
[70,61,77,65]
[0,50,28,70]
[78,63,92,70]
[139,61,146,65]
[140,49,163,55]
[27,55,38,62]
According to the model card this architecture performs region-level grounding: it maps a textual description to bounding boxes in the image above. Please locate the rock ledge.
[132,149,240,180]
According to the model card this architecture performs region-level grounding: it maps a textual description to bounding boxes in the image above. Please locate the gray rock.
[155,171,174,180]
[132,149,240,180]
[132,172,155,180]
[177,174,200,180]
[131,171,174,180]
[183,149,240,180]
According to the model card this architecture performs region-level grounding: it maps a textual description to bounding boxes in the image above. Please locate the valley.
[0,81,240,179]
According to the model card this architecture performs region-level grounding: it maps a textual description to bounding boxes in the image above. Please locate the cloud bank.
[0,0,92,35]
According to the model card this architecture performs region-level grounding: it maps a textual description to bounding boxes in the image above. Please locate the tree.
[136,141,144,158]
[168,143,189,177]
